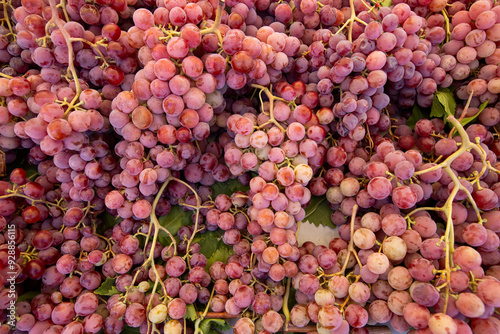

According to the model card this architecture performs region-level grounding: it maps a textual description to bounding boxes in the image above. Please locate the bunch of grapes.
[1,0,500,334]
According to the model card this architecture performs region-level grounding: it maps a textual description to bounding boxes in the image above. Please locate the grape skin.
[4,0,500,333]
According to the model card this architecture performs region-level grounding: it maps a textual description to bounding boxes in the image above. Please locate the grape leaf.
[122,326,140,334]
[381,0,392,6]
[194,230,229,260]
[18,291,39,302]
[95,277,120,296]
[206,246,233,268]
[185,304,198,321]
[24,164,39,181]
[200,319,231,334]
[449,100,490,137]
[304,196,334,228]
[97,212,121,234]
[157,205,192,246]
[407,105,424,130]
[430,96,445,118]
[431,88,456,119]
[211,178,250,197]
[460,100,489,127]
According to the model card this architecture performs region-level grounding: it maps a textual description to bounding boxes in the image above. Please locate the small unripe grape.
[138,281,150,293]
[148,304,168,324]
[164,319,182,334]
[294,164,313,184]
[314,289,335,306]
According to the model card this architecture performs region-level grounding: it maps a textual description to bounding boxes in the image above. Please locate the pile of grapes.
[1,0,500,333]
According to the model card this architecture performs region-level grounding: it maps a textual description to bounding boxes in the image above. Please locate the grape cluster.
[2,0,500,334]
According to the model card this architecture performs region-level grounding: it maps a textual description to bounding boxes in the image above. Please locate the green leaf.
[211,178,249,197]
[407,105,424,130]
[479,99,489,112]
[18,291,39,302]
[304,196,334,228]
[145,279,164,295]
[95,277,120,296]
[449,99,490,137]
[430,96,445,118]
[200,319,231,334]
[431,88,456,120]
[185,304,198,321]
[206,246,233,268]
[97,212,121,234]
[194,230,230,260]
[436,88,456,117]
[157,205,192,246]
[460,99,489,126]
[122,326,140,334]
[24,164,39,180]
[381,0,392,6]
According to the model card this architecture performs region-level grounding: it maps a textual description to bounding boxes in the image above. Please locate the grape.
[75,292,99,316]
[368,300,392,324]
[353,228,376,249]
[428,313,458,334]
[476,279,500,307]
[345,304,368,328]
[383,236,407,261]
[388,290,412,316]
[52,302,76,325]
[348,282,371,303]
[261,310,284,333]
[167,299,186,319]
[328,276,349,298]
[391,186,417,209]
[453,246,482,271]
[410,282,440,307]
[408,258,435,282]
[5,0,500,331]
[290,304,309,327]
[367,253,390,275]
[456,293,485,318]
[112,254,133,274]
[403,303,430,329]
[318,304,342,329]
[471,318,500,334]
[367,177,392,200]
[381,214,406,236]
[234,318,256,334]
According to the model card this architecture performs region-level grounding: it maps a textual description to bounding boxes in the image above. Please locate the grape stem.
[123,175,178,302]
[124,173,206,329]
[199,314,392,333]
[0,72,12,79]
[335,0,368,42]
[192,286,217,334]
[327,204,359,277]
[251,84,287,133]
[56,0,70,22]
[199,0,225,45]
[0,188,67,212]
[69,37,111,68]
[339,275,360,313]
[150,176,178,256]
[1,0,13,39]
[160,0,225,45]
[442,9,451,43]
[145,275,162,334]
[409,115,500,313]
[48,0,82,117]
[448,90,473,138]
[170,178,203,269]
[95,233,114,256]
[282,277,291,331]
